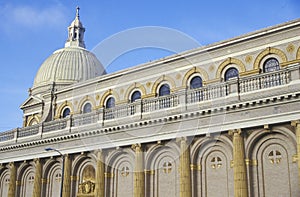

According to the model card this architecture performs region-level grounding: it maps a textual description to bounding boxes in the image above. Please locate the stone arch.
[145,142,180,169]
[26,115,40,127]
[0,167,9,197]
[190,135,233,197]
[72,153,97,196]
[17,162,35,197]
[245,126,298,196]
[182,67,209,87]
[144,142,180,197]
[297,46,300,59]
[253,47,288,70]
[77,96,97,113]
[72,154,96,178]
[98,89,120,107]
[55,101,74,119]
[245,126,296,158]
[124,82,147,101]
[151,75,176,95]
[105,148,135,197]
[216,57,246,79]
[42,158,62,197]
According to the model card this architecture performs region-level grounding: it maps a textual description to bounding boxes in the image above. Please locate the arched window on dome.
[62,108,71,118]
[224,67,239,81]
[131,91,141,102]
[190,76,203,89]
[263,58,280,73]
[83,103,92,114]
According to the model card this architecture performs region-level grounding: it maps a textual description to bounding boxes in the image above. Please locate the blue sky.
[0,0,299,130]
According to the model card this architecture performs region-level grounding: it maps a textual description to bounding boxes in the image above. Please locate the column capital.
[291,120,300,127]
[9,162,15,168]
[132,143,142,152]
[228,128,242,135]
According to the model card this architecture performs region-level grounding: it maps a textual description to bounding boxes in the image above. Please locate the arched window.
[83,103,92,113]
[62,108,70,118]
[263,58,280,73]
[159,84,170,96]
[106,97,115,108]
[131,91,141,102]
[190,76,203,89]
[225,67,239,81]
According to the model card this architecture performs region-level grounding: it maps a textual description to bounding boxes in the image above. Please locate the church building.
[0,7,300,197]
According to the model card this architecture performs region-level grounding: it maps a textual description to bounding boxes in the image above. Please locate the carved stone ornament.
[77,180,95,196]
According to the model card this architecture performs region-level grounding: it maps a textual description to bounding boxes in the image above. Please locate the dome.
[31,7,105,94]
[32,47,105,91]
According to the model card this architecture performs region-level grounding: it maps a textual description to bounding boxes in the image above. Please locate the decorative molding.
[182,67,209,87]
[239,69,260,77]
[253,47,287,70]
[104,172,114,178]
[124,82,147,101]
[292,154,298,163]
[77,96,97,114]
[98,89,120,107]
[286,44,295,53]
[280,59,300,67]
[144,169,155,175]
[216,57,246,79]
[190,164,201,171]
[55,101,74,119]
[151,75,176,95]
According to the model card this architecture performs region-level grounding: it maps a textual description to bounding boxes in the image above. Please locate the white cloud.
[1,4,67,29]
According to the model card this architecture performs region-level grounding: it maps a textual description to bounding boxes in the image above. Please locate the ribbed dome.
[32,46,105,90]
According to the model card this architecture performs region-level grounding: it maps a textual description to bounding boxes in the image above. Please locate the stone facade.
[0,10,300,197]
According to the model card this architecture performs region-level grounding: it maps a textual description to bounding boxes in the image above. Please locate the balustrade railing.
[0,65,297,143]
[187,83,228,104]
[43,119,67,133]
[142,94,179,112]
[239,70,290,93]
[72,112,99,126]
[104,102,139,120]
[0,129,15,142]
[17,125,39,138]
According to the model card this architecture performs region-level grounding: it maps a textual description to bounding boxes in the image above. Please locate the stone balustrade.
[0,64,299,144]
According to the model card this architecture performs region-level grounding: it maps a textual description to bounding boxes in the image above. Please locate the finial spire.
[76,6,80,18]
[65,6,86,48]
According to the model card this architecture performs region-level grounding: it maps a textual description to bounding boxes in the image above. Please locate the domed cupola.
[65,6,86,48]
[31,7,105,95]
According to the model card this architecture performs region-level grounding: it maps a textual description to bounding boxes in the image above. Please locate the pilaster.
[291,120,300,190]
[63,154,71,197]
[33,158,42,197]
[132,144,145,197]
[179,138,192,197]
[95,150,105,197]
[8,162,16,197]
[230,129,248,197]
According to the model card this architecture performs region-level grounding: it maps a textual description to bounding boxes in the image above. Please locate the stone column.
[231,129,248,197]
[292,120,300,190]
[179,138,192,197]
[8,162,16,197]
[95,150,105,197]
[133,144,145,197]
[63,154,71,197]
[33,158,42,197]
